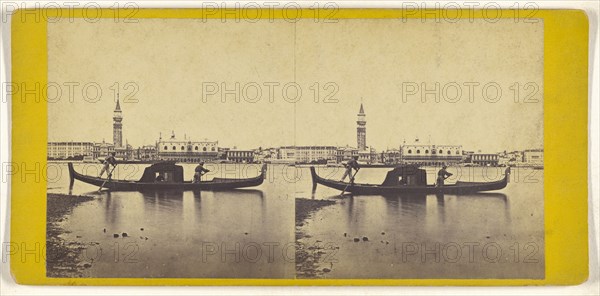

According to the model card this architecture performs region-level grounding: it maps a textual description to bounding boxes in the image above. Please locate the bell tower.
[113,97,123,148]
[357,103,366,151]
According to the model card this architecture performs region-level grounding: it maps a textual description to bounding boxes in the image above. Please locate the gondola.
[68,162,267,191]
[310,165,510,195]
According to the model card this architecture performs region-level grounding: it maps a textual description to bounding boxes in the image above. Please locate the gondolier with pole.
[340,156,360,183]
[193,161,210,183]
[98,152,117,179]
[339,156,360,195]
[436,164,453,187]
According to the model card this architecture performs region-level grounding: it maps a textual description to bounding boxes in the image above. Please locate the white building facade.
[472,153,499,166]
[226,150,255,163]
[93,141,116,160]
[157,132,219,162]
[522,149,543,166]
[48,142,94,159]
[401,143,463,165]
[277,146,337,164]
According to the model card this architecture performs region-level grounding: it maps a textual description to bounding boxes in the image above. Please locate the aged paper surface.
[46,17,543,279]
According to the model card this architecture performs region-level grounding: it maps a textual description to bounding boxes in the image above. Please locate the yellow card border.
[10,9,589,285]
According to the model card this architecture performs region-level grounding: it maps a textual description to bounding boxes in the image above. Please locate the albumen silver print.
[46,15,544,279]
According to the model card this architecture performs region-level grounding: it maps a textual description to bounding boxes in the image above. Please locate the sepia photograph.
[45,15,544,279]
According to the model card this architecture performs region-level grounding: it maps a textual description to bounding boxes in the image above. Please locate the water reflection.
[310,186,317,199]
[104,191,116,224]
[212,189,265,199]
[88,188,268,236]
[435,193,446,223]
[333,192,509,228]
[141,189,185,200]
[193,190,201,199]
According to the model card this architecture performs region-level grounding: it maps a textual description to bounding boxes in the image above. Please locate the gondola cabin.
[381,165,428,186]
[138,162,184,183]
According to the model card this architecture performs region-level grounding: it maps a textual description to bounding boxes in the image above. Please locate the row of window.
[48,143,94,146]
[473,155,498,160]
[228,152,253,157]
[163,146,216,152]
[161,158,212,162]
[407,149,460,155]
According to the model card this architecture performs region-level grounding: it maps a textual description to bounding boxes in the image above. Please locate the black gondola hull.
[68,163,266,191]
[310,166,509,195]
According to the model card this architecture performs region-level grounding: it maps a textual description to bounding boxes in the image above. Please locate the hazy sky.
[48,17,543,152]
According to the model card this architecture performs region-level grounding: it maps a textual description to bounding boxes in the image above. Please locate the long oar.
[98,164,117,191]
[340,168,360,196]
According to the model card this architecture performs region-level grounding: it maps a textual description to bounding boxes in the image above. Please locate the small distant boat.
[68,162,267,191]
[310,165,510,195]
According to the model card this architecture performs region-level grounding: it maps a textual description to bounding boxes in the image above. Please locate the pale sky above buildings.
[48,17,543,153]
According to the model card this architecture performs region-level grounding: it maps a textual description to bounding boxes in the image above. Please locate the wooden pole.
[98,165,117,191]
[340,168,360,196]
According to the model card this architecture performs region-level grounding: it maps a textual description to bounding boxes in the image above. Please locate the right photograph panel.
[293,18,544,279]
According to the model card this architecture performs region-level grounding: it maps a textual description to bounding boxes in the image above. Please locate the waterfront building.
[277,146,296,163]
[217,147,230,160]
[381,149,402,164]
[336,145,359,163]
[253,149,265,163]
[498,156,510,166]
[47,141,94,160]
[136,145,157,161]
[277,146,338,164]
[258,147,277,163]
[358,146,378,164]
[507,151,523,161]
[522,149,543,166]
[472,153,499,166]
[157,131,219,162]
[401,141,464,165]
[226,149,255,163]
[93,141,115,160]
[296,146,337,163]
[357,104,366,151]
[263,147,289,164]
[115,144,134,160]
[461,150,475,163]
[253,148,274,163]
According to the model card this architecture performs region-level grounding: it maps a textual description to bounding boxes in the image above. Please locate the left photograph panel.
[45,18,296,278]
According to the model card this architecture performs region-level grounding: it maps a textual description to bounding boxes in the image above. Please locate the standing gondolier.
[340,156,360,183]
[436,164,453,187]
[193,162,210,183]
[98,152,117,178]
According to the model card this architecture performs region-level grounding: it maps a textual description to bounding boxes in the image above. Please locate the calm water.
[48,163,544,279]
[298,166,545,279]
[48,163,295,278]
